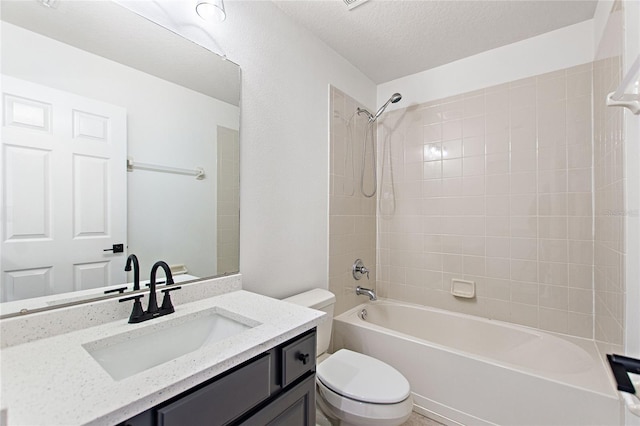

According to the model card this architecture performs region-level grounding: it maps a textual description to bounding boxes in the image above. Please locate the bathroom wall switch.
[451,279,475,298]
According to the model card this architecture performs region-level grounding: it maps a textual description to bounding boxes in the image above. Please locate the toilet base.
[316,398,340,426]
[316,381,413,426]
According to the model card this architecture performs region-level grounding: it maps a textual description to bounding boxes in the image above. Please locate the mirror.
[0,0,240,315]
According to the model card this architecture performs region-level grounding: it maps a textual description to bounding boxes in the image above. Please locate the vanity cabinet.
[121,328,316,426]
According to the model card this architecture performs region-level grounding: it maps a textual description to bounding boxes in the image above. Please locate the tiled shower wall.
[593,2,625,347]
[376,63,595,338]
[329,86,377,315]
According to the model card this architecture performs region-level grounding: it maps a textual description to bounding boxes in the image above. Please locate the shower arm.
[356,93,402,123]
[356,107,374,122]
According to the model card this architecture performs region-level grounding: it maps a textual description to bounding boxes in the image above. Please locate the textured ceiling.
[273,0,598,84]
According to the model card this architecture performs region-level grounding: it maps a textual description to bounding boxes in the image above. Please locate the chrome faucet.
[119,260,181,323]
[124,254,140,290]
[356,286,377,301]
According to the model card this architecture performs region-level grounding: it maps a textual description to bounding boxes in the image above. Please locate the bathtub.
[332,300,622,426]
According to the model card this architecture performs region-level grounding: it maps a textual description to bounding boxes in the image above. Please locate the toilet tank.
[284,289,335,356]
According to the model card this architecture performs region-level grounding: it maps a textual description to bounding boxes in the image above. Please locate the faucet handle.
[104,286,127,295]
[160,286,182,314]
[352,259,370,280]
[362,268,370,280]
[119,294,145,323]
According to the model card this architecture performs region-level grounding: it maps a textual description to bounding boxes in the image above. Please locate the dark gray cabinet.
[121,328,316,426]
[158,354,272,426]
[242,375,315,425]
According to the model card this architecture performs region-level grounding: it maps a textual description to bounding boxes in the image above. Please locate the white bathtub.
[332,300,622,426]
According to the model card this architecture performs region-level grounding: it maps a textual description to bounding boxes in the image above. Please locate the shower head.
[372,93,402,122]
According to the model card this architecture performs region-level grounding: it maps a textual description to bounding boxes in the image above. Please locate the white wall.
[2,22,240,278]
[221,2,376,298]
[378,20,594,108]
[118,1,377,298]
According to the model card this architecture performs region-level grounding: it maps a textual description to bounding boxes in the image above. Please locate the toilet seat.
[317,349,410,404]
[316,377,413,426]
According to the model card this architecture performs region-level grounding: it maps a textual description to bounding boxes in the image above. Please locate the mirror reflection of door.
[2,76,127,302]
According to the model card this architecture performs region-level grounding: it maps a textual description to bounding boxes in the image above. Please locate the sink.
[83,308,258,381]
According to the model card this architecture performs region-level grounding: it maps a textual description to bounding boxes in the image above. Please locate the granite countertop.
[0,290,325,426]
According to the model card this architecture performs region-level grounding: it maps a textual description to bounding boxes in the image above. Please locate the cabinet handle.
[297,352,310,365]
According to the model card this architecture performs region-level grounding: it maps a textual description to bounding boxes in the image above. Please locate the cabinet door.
[157,354,272,426]
[241,374,315,426]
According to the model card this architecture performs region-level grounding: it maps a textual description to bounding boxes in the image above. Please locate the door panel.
[3,94,52,132]
[72,110,109,141]
[73,262,109,291]
[73,154,109,237]
[3,267,52,301]
[3,145,51,240]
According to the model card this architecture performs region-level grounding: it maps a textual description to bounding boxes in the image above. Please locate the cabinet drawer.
[157,354,271,426]
[281,333,316,387]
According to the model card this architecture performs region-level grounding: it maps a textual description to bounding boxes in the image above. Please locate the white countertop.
[0,290,325,426]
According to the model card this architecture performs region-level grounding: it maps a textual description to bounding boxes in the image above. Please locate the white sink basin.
[83,308,258,381]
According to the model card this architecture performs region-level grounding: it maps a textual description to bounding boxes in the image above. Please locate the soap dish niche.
[451,279,475,299]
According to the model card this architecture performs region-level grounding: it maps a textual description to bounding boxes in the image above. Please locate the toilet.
[284,289,413,426]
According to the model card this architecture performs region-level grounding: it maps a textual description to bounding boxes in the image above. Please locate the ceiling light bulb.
[196,1,226,22]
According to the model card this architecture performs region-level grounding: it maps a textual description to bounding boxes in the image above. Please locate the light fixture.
[196,0,226,22]
[37,0,58,8]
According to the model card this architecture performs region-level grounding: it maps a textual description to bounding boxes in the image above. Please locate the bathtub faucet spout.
[356,286,377,301]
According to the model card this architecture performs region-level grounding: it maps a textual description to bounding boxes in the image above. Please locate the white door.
[1,76,127,302]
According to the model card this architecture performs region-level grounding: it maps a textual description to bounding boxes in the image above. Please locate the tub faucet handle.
[352,259,369,280]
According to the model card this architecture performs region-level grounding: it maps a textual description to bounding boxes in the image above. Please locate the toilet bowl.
[317,349,413,426]
[284,289,413,426]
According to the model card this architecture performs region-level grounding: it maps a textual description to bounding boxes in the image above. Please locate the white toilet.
[285,289,413,426]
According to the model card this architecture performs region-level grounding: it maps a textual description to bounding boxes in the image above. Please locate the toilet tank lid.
[283,288,335,309]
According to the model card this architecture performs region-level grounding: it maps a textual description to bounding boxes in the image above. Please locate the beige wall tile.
[568,312,593,338]
[510,216,537,238]
[568,287,593,314]
[486,237,510,258]
[538,262,569,286]
[537,76,566,102]
[510,302,539,328]
[538,169,568,193]
[511,259,538,282]
[486,257,510,279]
[329,86,378,315]
[511,281,539,305]
[372,61,603,339]
[509,83,536,109]
[539,284,568,310]
[539,307,569,334]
